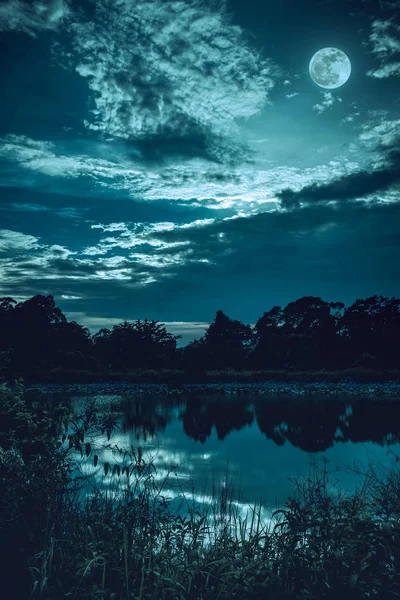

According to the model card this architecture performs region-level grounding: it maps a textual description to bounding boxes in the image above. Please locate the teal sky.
[0,0,399,345]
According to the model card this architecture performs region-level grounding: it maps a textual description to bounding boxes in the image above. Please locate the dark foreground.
[2,379,400,599]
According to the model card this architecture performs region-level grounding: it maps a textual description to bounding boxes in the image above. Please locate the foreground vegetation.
[2,380,400,599]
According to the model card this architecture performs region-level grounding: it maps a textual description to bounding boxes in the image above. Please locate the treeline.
[0,294,399,377]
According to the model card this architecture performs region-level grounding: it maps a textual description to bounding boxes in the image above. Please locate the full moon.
[309,48,351,89]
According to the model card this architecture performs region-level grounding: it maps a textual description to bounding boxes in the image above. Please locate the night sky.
[0,0,399,345]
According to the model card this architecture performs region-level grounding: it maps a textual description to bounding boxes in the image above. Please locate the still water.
[33,385,400,522]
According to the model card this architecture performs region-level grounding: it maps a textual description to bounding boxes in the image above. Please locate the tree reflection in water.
[113,392,400,452]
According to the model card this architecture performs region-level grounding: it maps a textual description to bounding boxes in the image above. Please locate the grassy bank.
[13,366,400,385]
[2,381,400,599]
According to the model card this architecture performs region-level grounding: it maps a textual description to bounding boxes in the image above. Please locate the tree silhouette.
[282,297,342,369]
[250,297,348,370]
[249,306,286,369]
[0,297,17,356]
[0,292,399,378]
[51,321,93,370]
[182,338,210,373]
[93,319,180,370]
[203,310,253,369]
[8,295,67,371]
[343,296,400,368]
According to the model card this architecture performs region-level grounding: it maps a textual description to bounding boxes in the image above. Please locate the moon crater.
[309,48,351,89]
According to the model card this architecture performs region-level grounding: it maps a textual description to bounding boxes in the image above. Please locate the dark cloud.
[124,127,251,166]
[277,150,400,208]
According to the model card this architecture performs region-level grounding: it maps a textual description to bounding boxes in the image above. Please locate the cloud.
[367,18,400,78]
[360,118,400,149]
[159,321,209,342]
[0,229,41,251]
[1,201,400,324]
[369,19,400,58]
[276,115,400,208]
[63,0,275,161]
[368,61,400,78]
[2,202,52,213]
[82,219,218,272]
[0,134,362,207]
[0,244,156,286]
[0,0,69,36]
[380,0,400,8]
[313,92,342,114]
[341,113,361,125]
[1,0,279,164]
[118,201,400,315]
[277,156,400,208]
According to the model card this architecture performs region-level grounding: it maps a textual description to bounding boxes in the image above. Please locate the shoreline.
[26,380,400,398]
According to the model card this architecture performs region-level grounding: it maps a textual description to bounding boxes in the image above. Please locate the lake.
[28,384,400,526]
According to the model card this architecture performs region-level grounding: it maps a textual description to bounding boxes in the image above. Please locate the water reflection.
[111,393,400,452]
[43,388,400,520]
[182,396,254,443]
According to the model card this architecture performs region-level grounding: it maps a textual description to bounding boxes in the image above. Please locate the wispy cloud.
[359,117,400,152]
[380,0,400,8]
[341,115,358,124]
[0,134,361,207]
[369,19,400,58]
[313,92,342,114]
[368,62,400,79]
[0,229,41,251]
[0,0,69,36]
[367,18,400,78]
